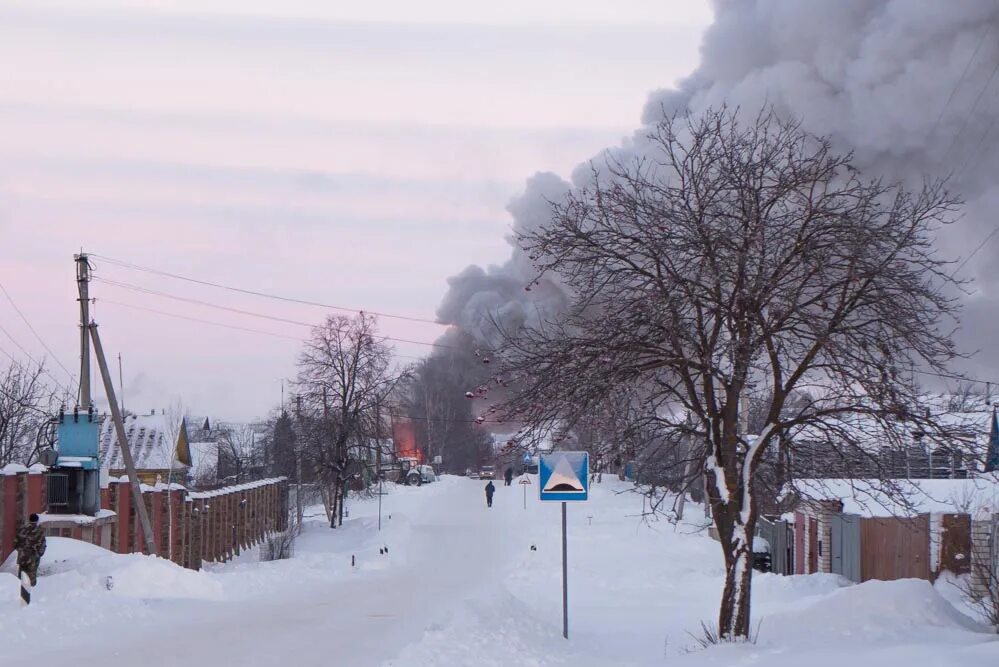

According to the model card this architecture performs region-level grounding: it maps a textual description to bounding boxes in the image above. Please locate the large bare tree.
[296,313,394,527]
[497,108,964,640]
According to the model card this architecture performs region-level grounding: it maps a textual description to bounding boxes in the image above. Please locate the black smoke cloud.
[438,0,999,382]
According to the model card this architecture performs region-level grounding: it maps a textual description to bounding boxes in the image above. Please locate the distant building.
[98,410,192,485]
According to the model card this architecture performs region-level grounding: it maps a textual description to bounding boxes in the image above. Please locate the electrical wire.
[0,342,72,409]
[98,299,428,361]
[92,276,459,350]
[912,367,998,388]
[0,322,76,397]
[929,25,993,141]
[952,226,999,276]
[0,278,77,384]
[943,56,999,165]
[88,252,445,326]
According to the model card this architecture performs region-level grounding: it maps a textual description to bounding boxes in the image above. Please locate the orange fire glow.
[392,420,422,462]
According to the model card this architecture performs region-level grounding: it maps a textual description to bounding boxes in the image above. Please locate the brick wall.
[105,477,288,569]
[0,468,288,571]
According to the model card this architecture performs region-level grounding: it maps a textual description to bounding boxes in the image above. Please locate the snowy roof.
[789,475,999,517]
[98,413,189,473]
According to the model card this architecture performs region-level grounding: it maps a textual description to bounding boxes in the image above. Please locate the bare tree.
[296,313,394,527]
[0,361,59,466]
[497,107,965,640]
[216,422,263,484]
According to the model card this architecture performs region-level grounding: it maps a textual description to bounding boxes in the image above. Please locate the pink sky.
[0,0,711,420]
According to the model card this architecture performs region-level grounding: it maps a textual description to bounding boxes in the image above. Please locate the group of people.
[483,467,515,507]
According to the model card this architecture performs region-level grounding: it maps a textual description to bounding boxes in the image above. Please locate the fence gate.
[860,515,930,581]
[830,513,861,582]
[756,517,794,575]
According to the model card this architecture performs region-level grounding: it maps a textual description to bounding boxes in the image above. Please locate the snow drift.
[0,537,222,601]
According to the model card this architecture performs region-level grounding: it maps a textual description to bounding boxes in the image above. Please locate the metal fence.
[830,513,861,582]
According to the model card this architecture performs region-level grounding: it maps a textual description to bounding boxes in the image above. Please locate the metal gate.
[830,513,861,582]
[756,517,794,575]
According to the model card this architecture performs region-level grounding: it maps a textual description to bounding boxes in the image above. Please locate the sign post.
[519,476,531,509]
[539,451,589,640]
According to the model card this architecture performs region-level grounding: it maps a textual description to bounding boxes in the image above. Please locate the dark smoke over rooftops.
[437,0,999,381]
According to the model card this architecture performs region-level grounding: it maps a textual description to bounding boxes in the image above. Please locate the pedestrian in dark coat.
[484,481,496,507]
[14,514,46,586]
[504,467,513,486]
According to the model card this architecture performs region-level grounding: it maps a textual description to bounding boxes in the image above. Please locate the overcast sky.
[0,0,711,421]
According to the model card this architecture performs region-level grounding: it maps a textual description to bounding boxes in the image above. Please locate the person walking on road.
[504,467,513,486]
[14,514,46,586]
[485,481,495,507]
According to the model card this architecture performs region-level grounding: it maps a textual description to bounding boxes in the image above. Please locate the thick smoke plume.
[439,0,999,381]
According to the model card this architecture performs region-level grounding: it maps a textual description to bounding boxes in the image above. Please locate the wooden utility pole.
[90,323,157,555]
[76,253,92,407]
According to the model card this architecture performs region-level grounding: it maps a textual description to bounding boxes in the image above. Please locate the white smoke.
[439,0,999,376]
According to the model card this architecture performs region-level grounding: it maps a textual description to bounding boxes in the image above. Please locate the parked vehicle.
[524,456,539,475]
[465,467,479,479]
[479,465,495,479]
[418,465,437,484]
[399,457,423,486]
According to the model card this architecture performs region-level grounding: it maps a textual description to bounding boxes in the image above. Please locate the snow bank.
[0,537,109,576]
[1,537,221,601]
[768,578,986,643]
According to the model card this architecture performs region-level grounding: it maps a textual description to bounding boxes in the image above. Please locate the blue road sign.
[539,451,589,502]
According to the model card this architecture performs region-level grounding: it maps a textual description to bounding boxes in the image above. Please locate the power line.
[929,25,993,141]
[0,278,77,384]
[0,342,71,409]
[92,276,458,350]
[943,56,999,165]
[98,299,428,361]
[0,322,75,397]
[912,367,998,388]
[89,252,445,326]
[952,226,999,275]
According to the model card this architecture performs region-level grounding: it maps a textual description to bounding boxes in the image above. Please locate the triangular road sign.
[543,456,584,492]
[539,452,589,501]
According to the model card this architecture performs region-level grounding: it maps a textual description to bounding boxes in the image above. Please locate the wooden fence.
[859,515,930,581]
[785,509,974,583]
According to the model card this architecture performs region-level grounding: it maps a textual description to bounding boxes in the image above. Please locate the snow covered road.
[1,477,519,667]
[1,475,998,666]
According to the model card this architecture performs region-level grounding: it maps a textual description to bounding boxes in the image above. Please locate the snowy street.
[2,475,998,666]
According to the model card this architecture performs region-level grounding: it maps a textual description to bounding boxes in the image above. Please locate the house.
[780,475,999,583]
[98,410,192,486]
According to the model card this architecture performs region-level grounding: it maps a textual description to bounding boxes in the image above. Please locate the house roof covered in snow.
[788,475,999,517]
[98,412,191,473]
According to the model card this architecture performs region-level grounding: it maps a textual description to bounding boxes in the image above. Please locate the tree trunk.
[329,480,340,528]
[717,520,754,640]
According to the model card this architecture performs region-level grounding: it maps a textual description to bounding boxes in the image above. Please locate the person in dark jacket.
[14,514,46,586]
[504,467,513,486]
[484,481,496,507]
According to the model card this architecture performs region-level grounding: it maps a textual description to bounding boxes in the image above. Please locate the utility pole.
[76,253,91,407]
[295,395,303,526]
[90,323,157,555]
